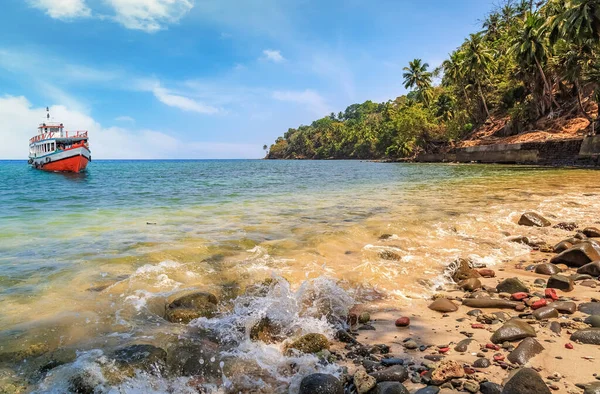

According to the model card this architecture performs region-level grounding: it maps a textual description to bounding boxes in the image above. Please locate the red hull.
[41,154,89,173]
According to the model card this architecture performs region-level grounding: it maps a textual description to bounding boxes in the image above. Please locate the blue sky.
[0,0,495,159]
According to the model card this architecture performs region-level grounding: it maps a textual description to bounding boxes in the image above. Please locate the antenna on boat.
[46,107,50,120]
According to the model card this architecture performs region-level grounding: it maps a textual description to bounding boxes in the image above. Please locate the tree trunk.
[477,81,490,119]
[534,55,559,110]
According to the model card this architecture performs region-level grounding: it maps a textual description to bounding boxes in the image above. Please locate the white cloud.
[152,86,220,114]
[115,115,135,123]
[0,95,260,159]
[272,89,330,116]
[106,0,195,32]
[262,49,285,63]
[28,0,91,20]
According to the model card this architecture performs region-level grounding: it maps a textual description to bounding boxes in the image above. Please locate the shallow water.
[0,160,599,392]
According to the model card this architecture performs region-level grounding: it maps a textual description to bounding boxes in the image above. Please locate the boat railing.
[30,130,88,144]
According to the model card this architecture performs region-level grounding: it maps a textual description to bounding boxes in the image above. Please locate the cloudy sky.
[0,0,495,159]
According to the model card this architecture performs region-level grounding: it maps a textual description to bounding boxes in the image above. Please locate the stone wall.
[416,137,600,166]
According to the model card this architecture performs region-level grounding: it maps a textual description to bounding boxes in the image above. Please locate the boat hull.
[30,147,91,173]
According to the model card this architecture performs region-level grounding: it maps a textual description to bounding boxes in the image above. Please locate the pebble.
[395,317,410,327]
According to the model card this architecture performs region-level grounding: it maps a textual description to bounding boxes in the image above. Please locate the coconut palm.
[563,0,600,45]
[402,59,433,106]
[463,33,494,119]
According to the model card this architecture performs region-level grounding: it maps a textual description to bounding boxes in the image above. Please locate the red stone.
[511,292,528,301]
[493,354,505,361]
[565,343,573,349]
[545,288,559,301]
[464,367,476,374]
[471,323,485,329]
[438,347,450,353]
[485,343,500,350]
[395,317,410,327]
[420,370,428,377]
[531,299,547,310]
[478,269,495,278]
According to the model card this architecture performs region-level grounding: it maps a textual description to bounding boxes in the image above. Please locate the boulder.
[577,261,600,277]
[490,319,536,344]
[462,298,521,309]
[496,278,529,294]
[286,333,329,354]
[451,259,481,282]
[553,241,573,253]
[428,298,458,313]
[299,373,343,394]
[570,328,600,345]
[518,212,551,227]
[550,242,600,268]
[374,382,409,394]
[532,306,559,320]
[583,227,600,238]
[165,292,218,323]
[501,368,551,394]
[370,365,409,383]
[507,338,544,365]
[430,360,465,385]
[355,369,377,394]
[546,275,574,292]
[534,263,561,276]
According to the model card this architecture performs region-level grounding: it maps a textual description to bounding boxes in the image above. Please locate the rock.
[546,275,574,292]
[359,312,371,324]
[582,382,600,394]
[459,278,482,292]
[286,333,329,354]
[355,369,377,394]
[507,338,544,365]
[534,263,561,276]
[584,315,600,327]
[381,358,404,366]
[580,279,598,288]
[478,269,496,278]
[572,273,594,281]
[111,344,167,375]
[299,373,343,394]
[451,259,481,282]
[250,317,283,343]
[580,302,600,315]
[379,234,393,240]
[553,241,573,253]
[428,298,458,313]
[473,358,490,368]
[570,328,600,345]
[335,329,356,343]
[551,242,600,268]
[532,306,559,320]
[370,365,409,383]
[395,317,410,327]
[553,222,578,231]
[480,381,503,394]
[403,340,418,350]
[165,292,218,323]
[577,261,600,277]
[170,342,220,378]
[548,301,577,314]
[374,382,409,394]
[414,387,440,394]
[462,298,521,309]
[501,368,551,394]
[497,278,529,294]
[464,381,480,393]
[454,338,473,352]
[583,227,600,238]
[430,360,465,385]
[518,212,551,227]
[490,319,536,344]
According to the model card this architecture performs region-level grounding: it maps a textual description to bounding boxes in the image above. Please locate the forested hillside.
[266,0,600,160]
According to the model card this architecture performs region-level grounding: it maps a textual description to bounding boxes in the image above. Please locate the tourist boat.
[28,108,91,172]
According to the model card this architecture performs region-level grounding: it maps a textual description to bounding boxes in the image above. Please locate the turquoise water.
[1,160,599,392]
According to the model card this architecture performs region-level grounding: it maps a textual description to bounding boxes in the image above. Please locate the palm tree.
[435,94,455,121]
[442,51,473,110]
[563,0,600,46]
[463,33,494,119]
[402,59,433,106]
[511,12,557,112]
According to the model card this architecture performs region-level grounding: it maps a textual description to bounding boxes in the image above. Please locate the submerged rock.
[165,292,218,323]
[496,278,529,294]
[286,333,329,354]
[518,212,551,227]
[577,261,600,277]
[299,373,343,394]
[570,328,600,345]
[490,319,536,343]
[428,298,458,313]
[250,317,283,343]
[501,368,551,394]
[551,242,600,268]
[111,344,167,375]
[507,337,544,365]
[546,275,574,292]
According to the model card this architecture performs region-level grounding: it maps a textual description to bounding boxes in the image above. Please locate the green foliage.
[267,0,600,160]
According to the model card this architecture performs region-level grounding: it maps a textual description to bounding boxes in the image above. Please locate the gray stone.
[570,328,600,345]
[473,357,491,368]
[507,338,544,365]
[480,381,503,394]
[374,382,409,394]
[549,321,561,334]
[491,319,536,344]
[299,373,343,394]
[577,261,600,277]
[534,263,561,275]
[496,278,529,294]
[414,387,440,394]
[462,298,521,309]
[584,315,600,327]
[370,365,408,383]
[454,338,473,352]
[551,242,600,268]
[518,212,551,227]
[579,302,600,316]
[501,368,551,394]
[532,306,559,320]
[546,275,574,292]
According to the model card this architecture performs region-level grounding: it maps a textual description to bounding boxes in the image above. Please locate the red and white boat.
[28,108,91,173]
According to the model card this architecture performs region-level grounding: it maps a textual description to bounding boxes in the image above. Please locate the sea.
[0,160,599,393]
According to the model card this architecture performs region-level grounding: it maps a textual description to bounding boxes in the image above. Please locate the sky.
[0,0,496,159]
